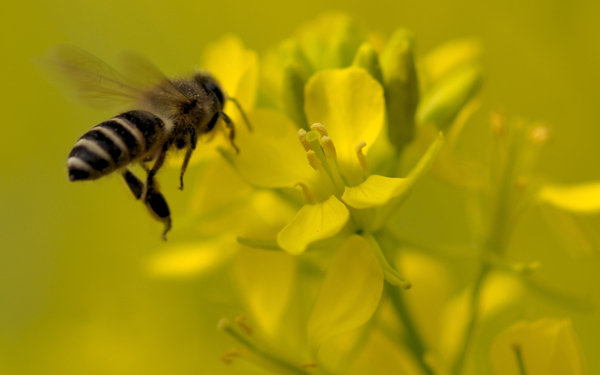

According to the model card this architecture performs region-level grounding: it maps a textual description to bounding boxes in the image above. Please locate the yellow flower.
[152,14,488,375]
[490,319,584,375]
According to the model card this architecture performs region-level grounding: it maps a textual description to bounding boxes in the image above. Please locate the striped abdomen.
[68,110,166,181]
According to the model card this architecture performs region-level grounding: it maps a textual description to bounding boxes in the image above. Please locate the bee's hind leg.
[121,169,172,241]
[142,146,168,201]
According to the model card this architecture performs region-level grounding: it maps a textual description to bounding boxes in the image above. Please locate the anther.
[311,123,329,137]
[321,136,337,159]
[306,150,322,170]
[234,314,253,335]
[356,141,368,171]
[221,348,242,364]
[297,129,312,152]
[295,182,313,203]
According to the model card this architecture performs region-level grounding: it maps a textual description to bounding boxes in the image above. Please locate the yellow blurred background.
[1,0,600,374]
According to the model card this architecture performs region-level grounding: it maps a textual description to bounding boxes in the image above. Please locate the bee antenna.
[228,97,253,132]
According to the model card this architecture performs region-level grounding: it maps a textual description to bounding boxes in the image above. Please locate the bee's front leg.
[121,169,172,240]
[219,112,240,154]
[179,127,198,191]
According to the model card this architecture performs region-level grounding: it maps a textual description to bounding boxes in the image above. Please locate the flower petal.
[276,195,350,255]
[234,248,296,339]
[490,319,584,375]
[202,34,258,110]
[342,175,408,209]
[233,109,314,188]
[146,238,235,278]
[305,67,385,185]
[538,182,600,214]
[307,235,384,356]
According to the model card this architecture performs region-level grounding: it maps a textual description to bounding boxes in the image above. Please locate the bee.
[40,45,250,240]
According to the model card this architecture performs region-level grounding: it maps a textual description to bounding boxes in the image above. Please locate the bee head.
[193,72,227,109]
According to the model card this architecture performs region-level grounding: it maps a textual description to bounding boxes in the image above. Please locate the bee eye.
[203,82,225,108]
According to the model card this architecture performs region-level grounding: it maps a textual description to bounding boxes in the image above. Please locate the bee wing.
[117,51,193,110]
[38,45,191,110]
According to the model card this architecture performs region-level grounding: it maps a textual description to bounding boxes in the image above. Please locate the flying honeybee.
[40,45,250,240]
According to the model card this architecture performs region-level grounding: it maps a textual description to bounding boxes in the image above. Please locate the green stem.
[513,345,528,375]
[451,262,491,375]
[364,233,411,289]
[372,233,434,375]
[385,283,435,375]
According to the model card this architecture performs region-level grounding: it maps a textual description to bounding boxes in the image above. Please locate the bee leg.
[219,112,240,154]
[122,169,144,199]
[122,169,172,241]
[145,189,172,241]
[179,128,198,191]
[142,147,168,201]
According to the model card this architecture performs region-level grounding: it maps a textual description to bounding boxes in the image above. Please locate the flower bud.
[281,46,310,130]
[416,64,482,131]
[380,29,419,150]
[352,42,384,85]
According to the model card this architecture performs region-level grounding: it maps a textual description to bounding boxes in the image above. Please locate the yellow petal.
[440,272,524,364]
[349,330,424,375]
[305,67,385,185]
[490,319,584,375]
[233,109,314,189]
[342,175,408,209]
[307,235,384,355]
[395,250,453,352]
[538,182,600,214]
[234,248,296,339]
[276,196,350,255]
[146,238,235,278]
[203,34,258,111]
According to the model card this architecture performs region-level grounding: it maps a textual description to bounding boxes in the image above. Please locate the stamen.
[321,136,337,159]
[221,348,243,364]
[310,123,329,137]
[295,182,314,203]
[235,314,253,335]
[218,317,309,374]
[218,318,231,331]
[297,129,312,152]
[306,130,345,194]
[356,141,369,171]
[306,150,322,170]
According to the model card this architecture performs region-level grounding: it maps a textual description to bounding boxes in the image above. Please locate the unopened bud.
[380,29,419,150]
[352,42,384,85]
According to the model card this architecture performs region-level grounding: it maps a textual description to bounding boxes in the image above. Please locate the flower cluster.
[149,14,592,375]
